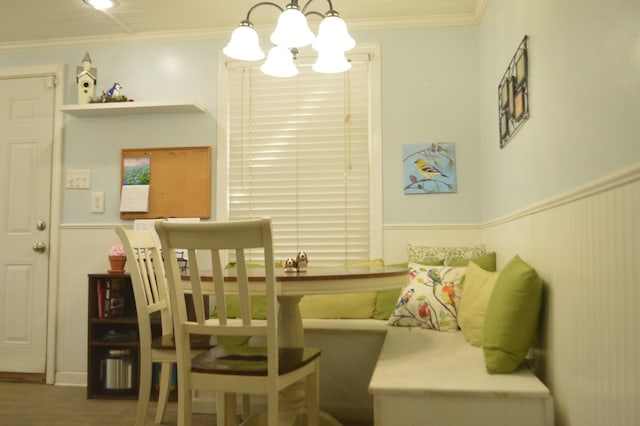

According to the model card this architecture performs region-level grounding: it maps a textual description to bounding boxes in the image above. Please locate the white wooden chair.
[155,218,321,426]
[115,226,213,426]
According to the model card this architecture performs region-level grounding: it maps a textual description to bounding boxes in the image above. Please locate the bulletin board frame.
[120,146,211,220]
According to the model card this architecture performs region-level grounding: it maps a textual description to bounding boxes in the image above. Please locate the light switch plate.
[66,169,91,189]
[91,192,104,213]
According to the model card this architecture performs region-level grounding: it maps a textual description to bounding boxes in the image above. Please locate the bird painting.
[414,158,448,179]
[403,143,457,194]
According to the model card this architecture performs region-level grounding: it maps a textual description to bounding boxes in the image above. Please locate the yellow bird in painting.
[414,158,448,179]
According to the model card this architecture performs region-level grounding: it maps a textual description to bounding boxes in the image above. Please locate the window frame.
[216,43,382,263]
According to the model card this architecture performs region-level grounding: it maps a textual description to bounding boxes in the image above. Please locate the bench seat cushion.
[369,327,554,426]
[369,327,550,396]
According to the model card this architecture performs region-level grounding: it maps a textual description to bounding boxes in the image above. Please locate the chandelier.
[223,0,355,78]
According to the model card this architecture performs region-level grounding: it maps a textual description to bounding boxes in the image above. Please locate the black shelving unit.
[87,273,161,399]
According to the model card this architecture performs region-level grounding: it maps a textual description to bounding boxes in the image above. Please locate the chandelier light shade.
[270,5,316,49]
[260,46,300,78]
[312,49,351,73]
[223,0,355,77]
[312,14,355,53]
[223,23,266,61]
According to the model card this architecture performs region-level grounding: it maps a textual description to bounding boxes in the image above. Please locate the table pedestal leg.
[241,410,342,426]
[239,296,342,426]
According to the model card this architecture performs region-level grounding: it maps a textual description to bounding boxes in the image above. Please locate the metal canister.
[102,349,134,390]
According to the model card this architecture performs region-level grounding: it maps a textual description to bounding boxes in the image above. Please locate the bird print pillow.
[388,263,467,331]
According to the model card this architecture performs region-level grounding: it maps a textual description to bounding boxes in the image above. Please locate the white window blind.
[221,50,380,265]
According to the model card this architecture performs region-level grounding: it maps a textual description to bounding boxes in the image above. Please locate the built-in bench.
[368,327,554,426]
[201,251,554,424]
[196,315,554,425]
[302,318,388,422]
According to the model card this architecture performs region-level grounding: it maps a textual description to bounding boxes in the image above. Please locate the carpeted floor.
[0,381,371,426]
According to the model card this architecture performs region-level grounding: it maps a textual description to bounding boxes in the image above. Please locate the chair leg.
[225,393,237,426]
[306,362,320,426]
[267,391,279,426]
[216,393,238,426]
[241,394,251,422]
[135,357,152,426]
[216,393,227,426]
[177,377,192,426]
[154,362,172,423]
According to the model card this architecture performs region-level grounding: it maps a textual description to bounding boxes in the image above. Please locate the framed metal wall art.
[498,35,529,148]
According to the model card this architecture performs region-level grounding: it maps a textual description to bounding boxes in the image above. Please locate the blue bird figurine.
[106,82,122,97]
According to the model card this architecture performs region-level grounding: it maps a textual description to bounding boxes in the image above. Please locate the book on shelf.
[97,279,105,319]
[97,278,126,319]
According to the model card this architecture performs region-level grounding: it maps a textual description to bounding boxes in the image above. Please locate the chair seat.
[151,334,214,351]
[191,345,321,376]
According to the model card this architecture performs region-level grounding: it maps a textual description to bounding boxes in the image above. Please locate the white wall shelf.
[59,101,206,117]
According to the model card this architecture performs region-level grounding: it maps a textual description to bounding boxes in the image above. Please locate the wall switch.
[91,192,104,213]
[66,169,91,189]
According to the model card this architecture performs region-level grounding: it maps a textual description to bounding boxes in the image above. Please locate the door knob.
[32,242,46,253]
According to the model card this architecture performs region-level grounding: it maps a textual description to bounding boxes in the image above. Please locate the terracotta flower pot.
[108,255,126,274]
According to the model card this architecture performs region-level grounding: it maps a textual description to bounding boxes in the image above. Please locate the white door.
[0,75,55,373]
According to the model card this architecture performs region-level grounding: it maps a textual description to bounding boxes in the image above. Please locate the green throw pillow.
[448,252,496,271]
[372,261,434,320]
[347,258,385,267]
[373,288,403,320]
[299,258,385,319]
[483,255,542,374]
[457,261,499,346]
[408,244,485,265]
[223,295,267,320]
[299,292,379,319]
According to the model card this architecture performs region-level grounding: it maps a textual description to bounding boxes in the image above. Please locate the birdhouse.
[76,52,98,104]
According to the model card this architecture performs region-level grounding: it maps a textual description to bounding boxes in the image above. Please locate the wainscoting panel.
[55,225,123,386]
[482,168,640,426]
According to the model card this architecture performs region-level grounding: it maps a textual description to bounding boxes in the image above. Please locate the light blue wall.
[2,2,638,227]
[357,27,481,225]
[0,25,483,226]
[477,0,640,221]
[0,40,223,223]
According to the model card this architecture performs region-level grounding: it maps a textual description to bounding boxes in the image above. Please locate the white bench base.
[369,327,554,426]
[193,319,388,423]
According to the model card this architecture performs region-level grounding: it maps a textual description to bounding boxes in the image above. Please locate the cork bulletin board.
[120,146,211,220]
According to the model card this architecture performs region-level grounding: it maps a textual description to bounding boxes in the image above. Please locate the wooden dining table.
[212,265,409,426]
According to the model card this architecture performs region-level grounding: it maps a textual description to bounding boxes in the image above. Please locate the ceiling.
[0,0,486,49]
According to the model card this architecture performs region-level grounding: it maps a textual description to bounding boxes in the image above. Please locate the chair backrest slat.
[210,248,228,325]
[155,218,278,376]
[235,249,253,326]
[116,226,173,343]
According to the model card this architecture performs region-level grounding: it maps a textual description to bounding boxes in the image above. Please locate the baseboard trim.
[54,371,86,387]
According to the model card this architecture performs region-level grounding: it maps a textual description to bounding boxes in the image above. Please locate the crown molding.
[0,28,231,53]
[0,6,487,53]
